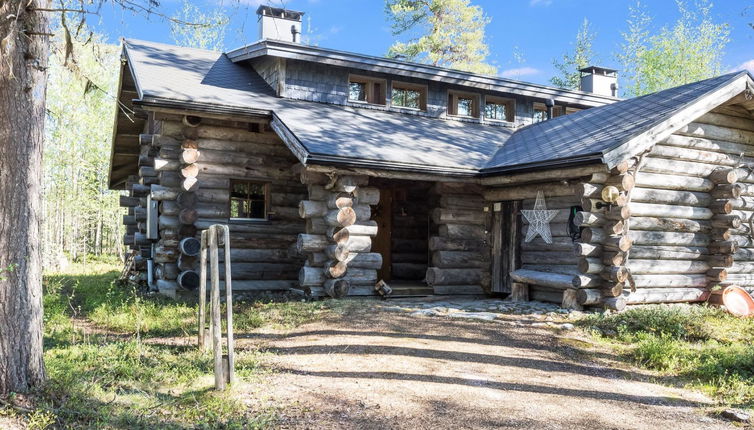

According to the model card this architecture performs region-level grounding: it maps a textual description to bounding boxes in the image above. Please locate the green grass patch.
[4,260,341,429]
[578,304,754,409]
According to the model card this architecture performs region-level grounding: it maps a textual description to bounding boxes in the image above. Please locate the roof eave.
[479,154,604,177]
[227,40,617,107]
[601,72,752,169]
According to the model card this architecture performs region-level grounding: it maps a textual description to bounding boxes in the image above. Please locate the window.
[565,107,582,115]
[348,75,386,105]
[484,96,515,122]
[533,103,548,123]
[230,180,268,220]
[391,82,427,110]
[447,91,480,117]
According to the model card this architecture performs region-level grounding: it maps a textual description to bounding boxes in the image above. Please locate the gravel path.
[240,298,736,430]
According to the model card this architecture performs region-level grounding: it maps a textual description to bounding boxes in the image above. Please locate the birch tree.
[617,0,729,97]
[550,18,596,90]
[385,0,497,75]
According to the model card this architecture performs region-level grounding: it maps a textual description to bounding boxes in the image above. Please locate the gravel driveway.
[239,300,736,430]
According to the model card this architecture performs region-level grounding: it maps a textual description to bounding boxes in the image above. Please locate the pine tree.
[550,18,596,90]
[386,0,497,75]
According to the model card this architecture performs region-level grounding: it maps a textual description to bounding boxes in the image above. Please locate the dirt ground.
[240,308,737,430]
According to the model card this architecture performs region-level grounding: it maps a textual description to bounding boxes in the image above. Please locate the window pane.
[457,97,474,116]
[393,87,422,109]
[230,181,266,219]
[349,82,367,101]
[485,102,508,120]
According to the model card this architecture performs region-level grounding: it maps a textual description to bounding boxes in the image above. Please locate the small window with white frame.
[391,81,427,110]
[484,96,515,122]
[348,75,386,105]
[230,180,268,221]
[448,91,480,118]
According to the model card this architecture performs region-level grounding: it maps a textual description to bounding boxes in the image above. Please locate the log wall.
[121,115,307,295]
[426,182,491,295]
[296,171,381,298]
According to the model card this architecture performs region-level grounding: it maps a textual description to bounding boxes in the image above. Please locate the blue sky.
[92,0,754,86]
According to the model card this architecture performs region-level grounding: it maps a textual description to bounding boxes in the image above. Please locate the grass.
[578,304,754,410]
[2,258,340,429]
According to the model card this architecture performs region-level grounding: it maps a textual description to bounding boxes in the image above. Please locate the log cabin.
[109,6,754,310]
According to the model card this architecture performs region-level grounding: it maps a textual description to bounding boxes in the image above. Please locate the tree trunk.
[0,0,48,394]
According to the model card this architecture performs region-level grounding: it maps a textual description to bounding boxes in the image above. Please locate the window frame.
[483,95,515,123]
[347,74,387,106]
[447,90,481,118]
[390,81,428,111]
[228,179,270,222]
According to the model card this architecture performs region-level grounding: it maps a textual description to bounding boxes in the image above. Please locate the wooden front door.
[491,200,522,294]
[372,187,393,281]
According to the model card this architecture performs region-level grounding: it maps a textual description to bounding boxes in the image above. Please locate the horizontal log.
[522,265,582,276]
[634,171,714,192]
[624,288,710,304]
[629,230,709,247]
[628,217,710,233]
[521,251,577,265]
[324,279,350,298]
[345,252,383,269]
[480,165,606,186]
[299,200,328,219]
[432,208,486,225]
[626,259,710,274]
[573,242,602,257]
[334,175,368,193]
[574,211,605,227]
[629,202,713,220]
[354,187,380,205]
[630,274,709,288]
[484,183,575,201]
[577,289,602,305]
[296,234,328,253]
[650,143,740,166]
[438,224,487,240]
[432,251,489,268]
[426,267,484,286]
[327,193,354,209]
[439,194,485,209]
[325,207,357,227]
[428,236,483,251]
[676,121,754,146]
[510,269,573,290]
[327,221,378,241]
[630,187,710,207]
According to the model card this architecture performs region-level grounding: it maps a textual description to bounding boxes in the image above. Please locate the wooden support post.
[198,230,208,351]
[209,227,223,391]
[510,282,529,302]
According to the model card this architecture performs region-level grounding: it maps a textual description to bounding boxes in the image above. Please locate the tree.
[617,0,730,97]
[0,0,49,395]
[0,0,215,396]
[170,0,229,51]
[550,18,596,90]
[43,31,122,269]
[385,0,497,75]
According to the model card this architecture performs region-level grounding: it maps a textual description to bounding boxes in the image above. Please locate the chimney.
[579,66,618,97]
[256,6,305,43]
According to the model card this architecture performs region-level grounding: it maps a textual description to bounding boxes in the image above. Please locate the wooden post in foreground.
[197,224,235,390]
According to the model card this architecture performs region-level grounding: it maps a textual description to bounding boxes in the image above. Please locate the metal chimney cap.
[256,6,305,21]
[579,66,618,76]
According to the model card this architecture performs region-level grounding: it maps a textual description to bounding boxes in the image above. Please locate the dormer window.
[484,96,515,122]
[391,82,427,110]
[348,75,386,105]
[447,91,480,118]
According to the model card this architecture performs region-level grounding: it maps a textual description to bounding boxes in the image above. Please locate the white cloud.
[734,59,754,75]
[500,67,541,78]
[530,0,553,6]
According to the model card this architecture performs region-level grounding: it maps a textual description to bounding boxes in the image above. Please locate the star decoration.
[521,191,560,244]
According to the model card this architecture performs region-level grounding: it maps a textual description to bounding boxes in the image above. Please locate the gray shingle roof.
[120,39,752,175]
[483,72,749,172]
